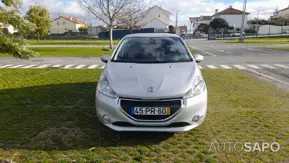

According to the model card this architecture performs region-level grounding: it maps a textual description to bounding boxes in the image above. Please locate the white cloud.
[21,0,289,26]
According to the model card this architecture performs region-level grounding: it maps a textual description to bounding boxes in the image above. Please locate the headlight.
[97,75,118,98]
[185,75,206,98]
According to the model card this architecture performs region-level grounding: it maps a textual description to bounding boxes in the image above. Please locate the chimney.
[229,5,232,8]
[215,9,218,14]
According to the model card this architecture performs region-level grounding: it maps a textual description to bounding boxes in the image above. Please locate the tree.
[25,5,51,41]
[209,18,229,31]
[0,0,38,59]
[78,26,88,33]
[168,25,175,34]
[117,2,145,33]
[196,23,209,34]
[79,0,143,49]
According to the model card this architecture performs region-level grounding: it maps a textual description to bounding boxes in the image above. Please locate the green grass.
[262,46,289,51]
[224,37,289,44]
[0,69,289,162]
[0,48,113,57]
[31,47,113,57]
[189,47,199,55]
[28,40,120,45]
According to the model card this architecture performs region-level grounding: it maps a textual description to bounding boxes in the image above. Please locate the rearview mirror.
[100,54,111,63]
[194,54,204,63]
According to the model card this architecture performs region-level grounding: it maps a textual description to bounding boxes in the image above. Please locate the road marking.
[75,65,86,69]
[100,65,105,69]
[210,46,225,52]
[192,47,216,56]
[88,64,99,69]
[247,69,289,86]
[10,65,24,68]
[246,47,262,52]
[274,64,289,69]
[35,64,49,68]
[207,65,217,69]
[52,65,61,68]
[220,65,231,69]
[260,64,276,69]
[22,65,36,68]
[0,64,13,68]
[63,64,74,69]
[198,65,203,69]
[233,65,247,70]
[247,65,260,69]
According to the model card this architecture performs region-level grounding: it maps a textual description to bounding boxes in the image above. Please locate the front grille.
[112,122,190,127]
[120,99,182,121]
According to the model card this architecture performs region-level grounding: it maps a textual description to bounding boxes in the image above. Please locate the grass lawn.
[262,46,289,51]
[30,47,113,57]
[0,69,289,162]
[0,48,113,57]
[224,37,289,44]
[189,47,199,55]
[28,40,120,45]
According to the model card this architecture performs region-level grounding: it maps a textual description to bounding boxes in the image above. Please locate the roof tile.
[214,7,249,16]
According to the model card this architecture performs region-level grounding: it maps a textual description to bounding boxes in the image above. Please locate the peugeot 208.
[96,33,207,132]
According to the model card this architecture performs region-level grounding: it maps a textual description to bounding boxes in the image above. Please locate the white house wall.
[50,17,79,34]
[143,19,168,29]
[213,14,248,29]
[139,6,172,29]
[279,9,289,17]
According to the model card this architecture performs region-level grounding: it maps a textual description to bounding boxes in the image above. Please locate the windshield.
[112,37,193,63]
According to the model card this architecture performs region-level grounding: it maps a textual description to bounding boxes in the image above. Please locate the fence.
[257,25,289,35]
[98,28,155,39]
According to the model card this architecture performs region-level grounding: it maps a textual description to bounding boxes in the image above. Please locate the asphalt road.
[188,39,289,90]
[1,39,289,89]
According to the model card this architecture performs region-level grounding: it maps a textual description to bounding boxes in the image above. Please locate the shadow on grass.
[0,82,173,151]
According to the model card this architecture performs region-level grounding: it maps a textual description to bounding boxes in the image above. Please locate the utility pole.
[239,0,247,42]
[175,11,179,34]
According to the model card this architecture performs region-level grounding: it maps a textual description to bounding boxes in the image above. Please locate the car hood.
[104,62,197,99]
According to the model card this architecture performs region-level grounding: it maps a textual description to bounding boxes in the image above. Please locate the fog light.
[101,114,110,123]
[192,115,201,122]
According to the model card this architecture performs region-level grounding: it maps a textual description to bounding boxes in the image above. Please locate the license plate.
[131,107,170,115]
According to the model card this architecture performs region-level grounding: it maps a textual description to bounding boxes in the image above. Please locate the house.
[277,5,289,17]
[198,16,212,25]
[138,5,172,33]
[50,16,88,34]
[88,25,106,36]
[212,6,249,29]
[179,25,187,33]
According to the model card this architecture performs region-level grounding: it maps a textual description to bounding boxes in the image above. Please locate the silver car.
[96,33,207,132]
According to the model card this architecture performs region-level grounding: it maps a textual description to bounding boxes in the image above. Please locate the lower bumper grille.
[112,122,190,127]
[120,99,182,121]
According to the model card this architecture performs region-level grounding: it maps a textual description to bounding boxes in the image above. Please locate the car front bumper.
[95,89,207,132]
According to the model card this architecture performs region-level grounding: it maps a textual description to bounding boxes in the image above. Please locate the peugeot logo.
[147,86,154,93]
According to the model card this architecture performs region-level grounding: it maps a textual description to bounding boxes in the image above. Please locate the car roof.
[124,33,180,38]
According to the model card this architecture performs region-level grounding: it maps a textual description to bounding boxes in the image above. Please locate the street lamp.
[239,0,247,42]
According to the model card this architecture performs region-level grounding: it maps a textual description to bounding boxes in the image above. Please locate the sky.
[19,0,289,27]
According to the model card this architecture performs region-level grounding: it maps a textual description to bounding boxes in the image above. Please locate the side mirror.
[100,54,111,63]
[194,54,204,63]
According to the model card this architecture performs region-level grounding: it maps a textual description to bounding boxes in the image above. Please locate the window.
[158,15,161,18]
[63,21,66,25]
[112,37,192,63]
[57,21,59,25]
